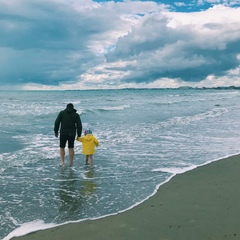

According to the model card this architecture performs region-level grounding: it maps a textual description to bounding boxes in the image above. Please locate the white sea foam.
[166,107,229,126]
[98,105,130,111]
[152,166,197,174]
[3,220,56,240]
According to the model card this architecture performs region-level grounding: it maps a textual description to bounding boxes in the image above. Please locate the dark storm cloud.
[0,0,125,85]
[105,11,240,83]
[0,0,240,89]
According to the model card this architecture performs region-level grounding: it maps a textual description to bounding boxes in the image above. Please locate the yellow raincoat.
[77,134,99,155]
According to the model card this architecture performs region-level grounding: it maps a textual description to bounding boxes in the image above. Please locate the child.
[77,128,99,166]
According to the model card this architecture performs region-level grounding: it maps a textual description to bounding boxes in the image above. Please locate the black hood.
[66,107,77,113]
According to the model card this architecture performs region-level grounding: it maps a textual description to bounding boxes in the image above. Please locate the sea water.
[1,89,240,239]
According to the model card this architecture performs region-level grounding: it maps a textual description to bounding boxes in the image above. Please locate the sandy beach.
[13,154,240,240]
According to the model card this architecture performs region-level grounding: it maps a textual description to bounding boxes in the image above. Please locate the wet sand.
[13,154,240,240]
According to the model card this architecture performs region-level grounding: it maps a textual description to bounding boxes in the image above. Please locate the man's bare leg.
[69,148,74,167]
[60,148,65,166]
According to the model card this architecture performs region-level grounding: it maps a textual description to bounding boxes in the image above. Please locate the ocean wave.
[159,107,229,128]
[152,166,196,174]
[96,105,131,111]
[3,220,56,240]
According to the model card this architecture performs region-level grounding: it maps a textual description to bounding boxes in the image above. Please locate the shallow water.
[1,89,240,239]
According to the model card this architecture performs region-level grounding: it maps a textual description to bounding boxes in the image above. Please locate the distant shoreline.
[1,86,240,92]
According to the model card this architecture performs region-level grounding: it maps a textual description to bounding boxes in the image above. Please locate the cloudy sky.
[1,0,240,90]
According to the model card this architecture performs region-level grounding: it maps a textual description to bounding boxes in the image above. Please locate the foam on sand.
[3,220,56,240]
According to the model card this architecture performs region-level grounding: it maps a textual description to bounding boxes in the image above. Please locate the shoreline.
[11,153,240,240]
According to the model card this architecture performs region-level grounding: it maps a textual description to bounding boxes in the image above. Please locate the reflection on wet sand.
[57,167,97,221]
[82,167,97,196]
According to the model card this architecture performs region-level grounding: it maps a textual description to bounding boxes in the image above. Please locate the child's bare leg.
[85,155,89,165]
[90,155,93,166]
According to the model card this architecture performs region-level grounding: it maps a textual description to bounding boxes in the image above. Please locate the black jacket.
[54,107,82,137]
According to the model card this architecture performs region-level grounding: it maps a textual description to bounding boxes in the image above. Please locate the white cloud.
[104,5,240,85]
[0,1,240,90]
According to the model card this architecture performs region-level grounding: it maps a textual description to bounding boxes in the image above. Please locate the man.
[54,103,82,166]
